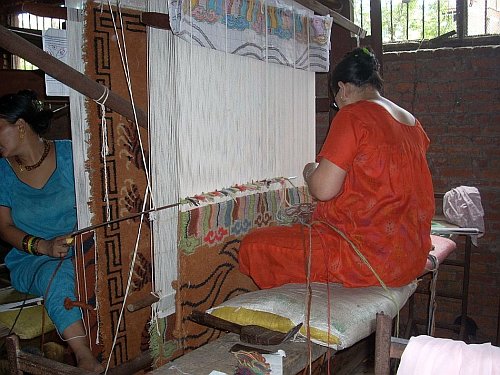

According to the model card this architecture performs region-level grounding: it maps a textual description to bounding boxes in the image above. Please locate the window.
[9,13,64,70]
[353,0,500,43]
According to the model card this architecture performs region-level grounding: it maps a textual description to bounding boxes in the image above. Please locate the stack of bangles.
[22,234,43,256]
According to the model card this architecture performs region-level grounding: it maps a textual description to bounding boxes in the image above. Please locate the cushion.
[424,235,456,272]
[0,287,55,339]
[207,281,417,350]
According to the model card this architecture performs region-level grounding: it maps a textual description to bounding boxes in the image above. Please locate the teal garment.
[0,140,81,333]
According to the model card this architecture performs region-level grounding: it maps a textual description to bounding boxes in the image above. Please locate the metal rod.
[70,201,181,237]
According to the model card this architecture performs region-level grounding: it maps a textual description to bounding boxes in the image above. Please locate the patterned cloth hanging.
[168,0,333,71]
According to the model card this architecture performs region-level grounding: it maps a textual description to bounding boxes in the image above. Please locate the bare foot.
[76,353,104,373]
[63,321,103,373]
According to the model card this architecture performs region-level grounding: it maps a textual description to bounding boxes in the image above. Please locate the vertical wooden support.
[6,335,22,375]
[374,312,392,375]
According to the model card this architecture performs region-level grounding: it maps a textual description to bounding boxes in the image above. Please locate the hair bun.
[17,89,38,101]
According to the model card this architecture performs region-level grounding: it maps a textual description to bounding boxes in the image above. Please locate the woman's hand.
[37,235,74,258]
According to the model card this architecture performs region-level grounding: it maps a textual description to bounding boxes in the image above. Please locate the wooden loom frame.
[0,2,366,373]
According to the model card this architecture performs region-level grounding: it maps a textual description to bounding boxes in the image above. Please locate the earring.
[18,125,25,140]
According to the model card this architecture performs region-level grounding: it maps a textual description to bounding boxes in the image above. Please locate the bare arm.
[303,158,347,201]
[0,205,26,252]
[0,205,72,257]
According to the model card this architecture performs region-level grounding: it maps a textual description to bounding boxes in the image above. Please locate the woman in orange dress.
[238,47,434,289]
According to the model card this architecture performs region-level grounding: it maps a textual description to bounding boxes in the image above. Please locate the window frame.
[355,0,500,52]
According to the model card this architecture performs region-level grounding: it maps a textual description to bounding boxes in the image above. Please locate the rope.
[94,86,112,223]
[278,202,402,342]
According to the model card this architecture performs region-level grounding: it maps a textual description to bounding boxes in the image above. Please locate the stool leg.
[6,334,23,375]
[427,269,438,336]
[375,313,392,375]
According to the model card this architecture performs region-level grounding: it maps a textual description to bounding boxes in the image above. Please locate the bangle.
[32,237,42,255]
[21,234,43,256]
[22,234,31,252]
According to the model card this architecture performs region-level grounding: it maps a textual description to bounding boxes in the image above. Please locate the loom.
[0,0,365,371]
[38,0,325,368]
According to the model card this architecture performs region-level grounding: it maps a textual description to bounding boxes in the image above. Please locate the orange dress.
[239,101,435,288]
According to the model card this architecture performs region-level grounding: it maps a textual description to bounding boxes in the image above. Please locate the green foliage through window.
[352,0,500,42]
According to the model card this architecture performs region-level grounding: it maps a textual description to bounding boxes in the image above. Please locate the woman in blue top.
[0,91,102,372]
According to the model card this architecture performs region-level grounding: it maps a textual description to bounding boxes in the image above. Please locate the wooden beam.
[141,12,172,30]
[10,4,173,31]
[18,4,68,20]
[106,351,153,375]
[6,334,152,375]
[6,335,96,375]
[295,0,366,38]
[0,24,148,128]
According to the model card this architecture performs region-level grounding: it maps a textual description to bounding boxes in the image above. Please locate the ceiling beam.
[295,0,366,38]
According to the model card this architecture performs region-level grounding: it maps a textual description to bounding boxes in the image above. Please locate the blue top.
[0,140,77,262]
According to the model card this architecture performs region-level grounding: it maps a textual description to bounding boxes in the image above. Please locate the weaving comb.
[188,310,302,346]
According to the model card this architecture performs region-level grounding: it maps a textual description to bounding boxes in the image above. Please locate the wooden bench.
[149,332,328,375]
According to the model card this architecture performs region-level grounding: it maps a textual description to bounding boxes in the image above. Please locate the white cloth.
[443,186,485,246]
[397,335,500,375]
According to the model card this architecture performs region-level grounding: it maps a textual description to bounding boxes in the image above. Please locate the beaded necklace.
[15,139,51,172]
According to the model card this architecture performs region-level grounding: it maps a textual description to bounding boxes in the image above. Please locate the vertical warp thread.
[149,0,316,318]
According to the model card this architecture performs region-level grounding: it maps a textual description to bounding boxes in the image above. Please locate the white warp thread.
[148,0,315,318]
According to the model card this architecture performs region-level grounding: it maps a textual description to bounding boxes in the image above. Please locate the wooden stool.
[405,235,457,337]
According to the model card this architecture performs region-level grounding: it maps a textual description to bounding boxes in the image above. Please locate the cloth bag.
[443,186,484,246]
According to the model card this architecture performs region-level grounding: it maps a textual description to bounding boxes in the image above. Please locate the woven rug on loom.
[83,4,152,367]
[172,187,311,358]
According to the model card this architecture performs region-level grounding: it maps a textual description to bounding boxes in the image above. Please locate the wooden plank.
[294,0,366,37]
[6,335,95,375]
[0,24,148,129]
[150,333,329,375]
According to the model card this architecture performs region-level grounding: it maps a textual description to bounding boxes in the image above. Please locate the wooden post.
[0,24,148,129]
[5,335,21,375]
[374,312,392,375]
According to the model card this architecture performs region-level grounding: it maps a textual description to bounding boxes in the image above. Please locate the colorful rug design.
[174,187,311,353]
[83,4,153,367]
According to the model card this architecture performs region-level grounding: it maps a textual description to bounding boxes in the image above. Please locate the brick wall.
[315,45,499,344]
[383,46,500,343]
[383,46,500,344]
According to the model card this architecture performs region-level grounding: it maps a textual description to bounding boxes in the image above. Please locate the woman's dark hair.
[0,90,53,135]
[328,46,383,100]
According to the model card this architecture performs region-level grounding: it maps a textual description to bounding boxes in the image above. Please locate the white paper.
[263,350,286,375]
[42,28,70,96]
